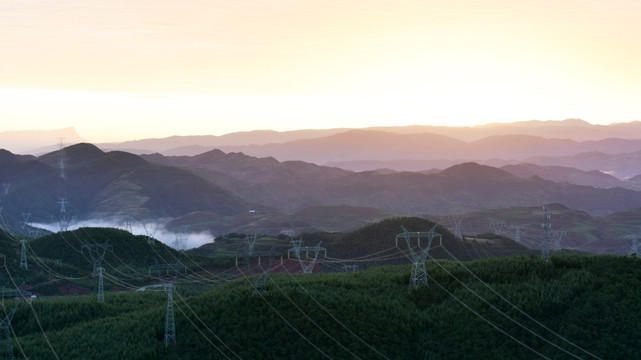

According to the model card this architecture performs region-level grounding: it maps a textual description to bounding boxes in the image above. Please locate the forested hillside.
[0,217,636,359]
[6,254,640,359]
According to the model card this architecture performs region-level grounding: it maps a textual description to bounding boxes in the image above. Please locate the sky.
[1,0,641,143]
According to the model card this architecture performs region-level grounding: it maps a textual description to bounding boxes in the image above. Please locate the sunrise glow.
[2,0,640,142]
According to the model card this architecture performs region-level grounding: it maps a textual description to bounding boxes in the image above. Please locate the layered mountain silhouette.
[4,119,641,238]
[89,119,641,155]
[0,144,257,224]
[500,163,637,190]
[141,151,641,217]
[5,144,641,225]
[7,120,641,180]
[214,132,641,171]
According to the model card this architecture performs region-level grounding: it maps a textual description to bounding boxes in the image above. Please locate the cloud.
[29,218,214,250]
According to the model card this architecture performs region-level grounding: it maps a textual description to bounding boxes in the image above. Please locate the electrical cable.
[439,245,603,360]
[235,263,334,360]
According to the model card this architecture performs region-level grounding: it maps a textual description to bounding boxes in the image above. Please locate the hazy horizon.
[4,118,641,154]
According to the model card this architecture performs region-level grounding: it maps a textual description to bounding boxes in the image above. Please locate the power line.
[423,266,553,360]
[437,246,602,360]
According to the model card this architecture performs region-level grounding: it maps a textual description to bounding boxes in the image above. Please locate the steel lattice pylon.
[288,239,326,274]
[82,242,112,302]
[0,300,20,360]
[19,239,27,270]
[164,284,176,346]
[541,206,552,260]
[1,183,10,196]
[396,225,441,288]
[97,267,105,303]
[245,234,258,256]
[625,234,640,257]
[82,242,113,274]
[245,245,277,293]
[136,283,176,346]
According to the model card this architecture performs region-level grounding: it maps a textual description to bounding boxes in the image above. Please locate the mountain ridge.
[91,119,641,156]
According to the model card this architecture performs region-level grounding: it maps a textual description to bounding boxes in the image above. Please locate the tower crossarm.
[136,283,174,292]
[396,224,441,254]
[82,242,113,272]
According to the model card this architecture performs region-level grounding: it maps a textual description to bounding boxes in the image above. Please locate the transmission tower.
[122,208,135,233]
[489,220,506,235]
[82,242,113,273]
[96,266,105,303]
[540,206,552,260]
[27,228,41,238]
[164,284,176,346]
[245,234,258,256]
[288,239,325,274]
[58,214,71,232]
[149,262,185,278]
[136,284,176,346]
[625,234,641,257]
[142,220,159,245]
[1,183,10,196]
[57,139,71,232]
[245,244,276,293]
[551,229,566,252]
[508,225,528,243]
[57,198,67,214]
[396,224,441,288]
[82,242,113,302]
[342,263,358,272]
[172,225,189,250]
[20,212,30,231]
[0,299,19,360]
[450,215,465,239]
[19,239,27,270]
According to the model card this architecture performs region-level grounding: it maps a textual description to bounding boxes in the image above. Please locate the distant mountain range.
[4,118,641,241]
[94,120,641,179]
[140,149,641,217]
[7,120,641,180]
[2,144,641,221]
[212,131,641,170]
[3,142,641,250]
[500,163,640,190]
[93,119,641,155]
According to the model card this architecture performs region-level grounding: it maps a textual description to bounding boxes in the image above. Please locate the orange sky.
[1,0,640,142]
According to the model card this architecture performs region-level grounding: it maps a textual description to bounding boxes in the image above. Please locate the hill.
[0,227,225,297]
[501,163,630,189]
[30,227,184,273]
[0,144,257,226]
[318,217,530,266]
[430,204,641,254]
[8,253,641,359]
[525,150,641,180]
[144,150,641,218]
